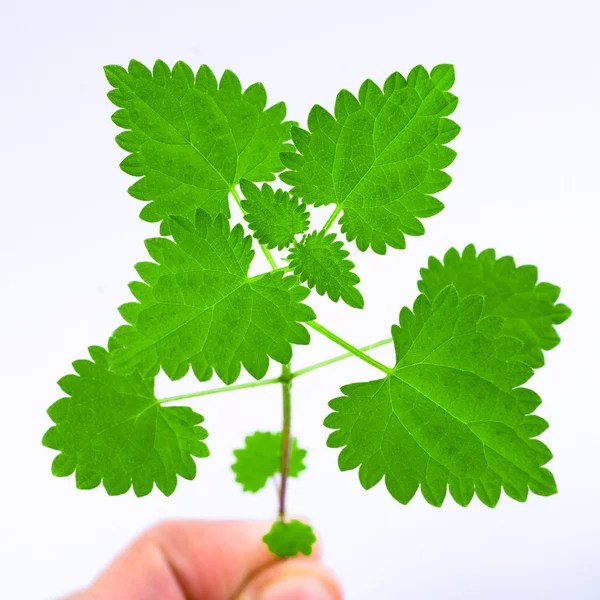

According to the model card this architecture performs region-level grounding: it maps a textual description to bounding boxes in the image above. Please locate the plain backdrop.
[1,0,598,598]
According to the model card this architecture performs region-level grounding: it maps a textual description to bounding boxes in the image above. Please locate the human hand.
[64,520,343,600]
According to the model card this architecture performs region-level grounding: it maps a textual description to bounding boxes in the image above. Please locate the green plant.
[42,60,571,558]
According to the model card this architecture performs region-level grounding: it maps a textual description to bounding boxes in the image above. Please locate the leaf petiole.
[230,186,278,270]
[158,376,281,404]
[157,336,394,404]
[321,205,342,234]
[290,337,393,377]
[306,321,393,376]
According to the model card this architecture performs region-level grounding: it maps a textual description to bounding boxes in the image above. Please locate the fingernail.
[257,575,334,600]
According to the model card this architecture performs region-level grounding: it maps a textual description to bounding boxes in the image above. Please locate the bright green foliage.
[240,180,310,250]
[231,431,307,492]
[263,519,317,558]
[104,60,293,233]
[418,245,571,368]
[42,346,209,497]
[325,286,556,507]
[288,231,364,309]
[43,60,569,543]
[109,210,316,384]
[280,64,459,254]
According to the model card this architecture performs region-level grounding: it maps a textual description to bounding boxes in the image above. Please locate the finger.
[237,560,343,600]
[77,520,321,600]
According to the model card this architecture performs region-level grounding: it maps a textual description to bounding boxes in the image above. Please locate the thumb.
[238,560,342,600]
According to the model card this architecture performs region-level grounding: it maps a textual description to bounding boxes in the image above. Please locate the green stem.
[291,337,393,377]
[158,376,281,404]
[321,205,342,234]
[229,185,246,213]
[279,363,293,521]
[215,185,393,523]
[306,321,393,376]
[230,186,278,270]
[157,336,394,404]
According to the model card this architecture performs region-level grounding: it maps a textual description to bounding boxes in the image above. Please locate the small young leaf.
[325,286,556,508]
[240,180,310,250]
[104,60,294,232]
[109,210,316,384]
[280,64,459,254]
[232,431,307,492]
[263,519,316,558]
[288,231,364,309]
[418,244,571,368]
[42,346,209,497]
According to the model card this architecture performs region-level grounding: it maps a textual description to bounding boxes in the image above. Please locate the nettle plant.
[43,60,571,558]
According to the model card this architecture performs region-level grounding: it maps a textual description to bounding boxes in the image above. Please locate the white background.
[1,0,598,598]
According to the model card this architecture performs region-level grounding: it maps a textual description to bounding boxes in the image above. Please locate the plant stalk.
[157,337,394,404]
[209,186,395,525]
[278,363,293,521]
[321,205,342,234]
[306,321,393,376]
[158,376,281,404]
[291,337,393,377]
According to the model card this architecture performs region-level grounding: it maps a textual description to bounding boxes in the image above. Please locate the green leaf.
[109,210,316,384]
[288,231,364,309]
[42,346,209,497]
[263,519,316,558]
[231,431,307,492]
[104,60,293,233]
[418,245,571,368]
[280,64,459,254]
[324,286,556,508]
[240,180,310,250]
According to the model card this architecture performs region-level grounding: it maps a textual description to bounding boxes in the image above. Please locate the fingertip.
[238,560,343,600]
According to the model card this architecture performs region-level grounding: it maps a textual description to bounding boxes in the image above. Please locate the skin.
[63,520,343,600]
